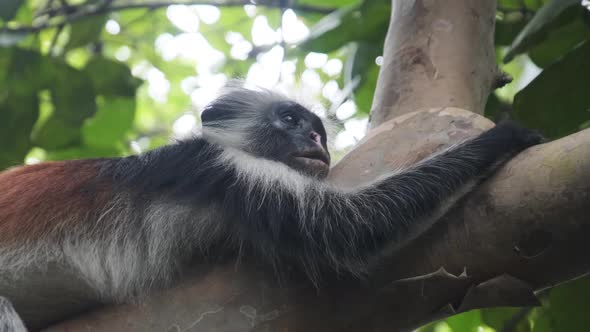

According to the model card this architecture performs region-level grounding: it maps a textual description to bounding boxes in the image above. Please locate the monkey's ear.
[200,106,217,123]
[201,103,233,125]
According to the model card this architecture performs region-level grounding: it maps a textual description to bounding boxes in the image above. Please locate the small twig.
[493,71,513,89]
[48,24,65,56]
[327,76,360,115]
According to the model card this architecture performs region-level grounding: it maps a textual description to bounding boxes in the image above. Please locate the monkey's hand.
[490,120,545,153]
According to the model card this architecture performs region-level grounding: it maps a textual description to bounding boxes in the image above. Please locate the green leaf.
[0,93,38,169]
[85,57,142,97]
[45,145,123,161]
[528,18,590,68]
[445,310,482,332]
[414,321,442,332]
[0,48,13,84]
[353,57,379,114]
[513,41,590,139]
[12,0,31,23]
[301,0,389,53]
[481,307,531,332]
[530,310,552,332]
[297,0,360,8]
[260,7,281,29]
[523,0,547,10]
[66,15,107,51]
[83,97,135,148]
[505,0,584,62]
[495,18,528,46]
[0,48,57,167]
[0,48,53,93]
[498,0,526,10]
[33,61,97,149]
[344,41,381,114]
[0,0,24,21]
[532,277,590,332]
[345,41,382,83]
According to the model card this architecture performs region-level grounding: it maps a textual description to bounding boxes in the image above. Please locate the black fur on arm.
[106,122,541,285]
[212,122,543,282]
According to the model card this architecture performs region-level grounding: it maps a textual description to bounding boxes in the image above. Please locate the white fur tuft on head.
[199,83,289,149]
[199,81,331,150]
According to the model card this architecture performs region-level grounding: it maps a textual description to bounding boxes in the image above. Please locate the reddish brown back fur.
[0,160,111,244]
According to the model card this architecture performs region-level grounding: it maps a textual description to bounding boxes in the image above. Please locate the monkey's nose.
[309,131,322,147]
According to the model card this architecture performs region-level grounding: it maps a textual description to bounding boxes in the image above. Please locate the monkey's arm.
[220,122,543,279]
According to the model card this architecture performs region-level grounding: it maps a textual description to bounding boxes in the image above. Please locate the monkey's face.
[251,101,331,179]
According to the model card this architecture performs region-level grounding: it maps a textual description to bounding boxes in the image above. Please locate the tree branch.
[370,0,497,125]
[1,0,334,33]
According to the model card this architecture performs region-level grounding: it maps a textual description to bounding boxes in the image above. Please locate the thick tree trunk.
[370,0,497,125]
[48,0,590,331]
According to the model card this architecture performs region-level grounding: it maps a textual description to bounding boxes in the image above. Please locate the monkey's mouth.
[294,150,330,167]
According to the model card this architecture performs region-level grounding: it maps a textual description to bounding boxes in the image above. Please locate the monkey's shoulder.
[100,138,230,196]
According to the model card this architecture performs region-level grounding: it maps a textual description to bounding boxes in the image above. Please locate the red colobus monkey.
[0,86,543,330]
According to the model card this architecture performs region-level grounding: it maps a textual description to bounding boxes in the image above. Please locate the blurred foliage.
[1,0,590,330]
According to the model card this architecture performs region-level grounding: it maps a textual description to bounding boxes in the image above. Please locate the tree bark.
[370,0,498,125]
[48,0,590,331]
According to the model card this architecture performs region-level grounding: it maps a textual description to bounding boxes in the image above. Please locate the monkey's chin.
[293,157,330,179]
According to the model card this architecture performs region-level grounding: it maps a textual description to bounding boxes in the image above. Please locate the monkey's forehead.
[211,86,295,109]
[202,86,314,122]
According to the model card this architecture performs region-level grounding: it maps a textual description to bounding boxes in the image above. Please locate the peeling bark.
[48,0,590,331]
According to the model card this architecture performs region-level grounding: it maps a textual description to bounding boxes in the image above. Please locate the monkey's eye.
[281,113,299,126]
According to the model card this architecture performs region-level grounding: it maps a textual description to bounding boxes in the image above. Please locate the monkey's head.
[201,86,331,179]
